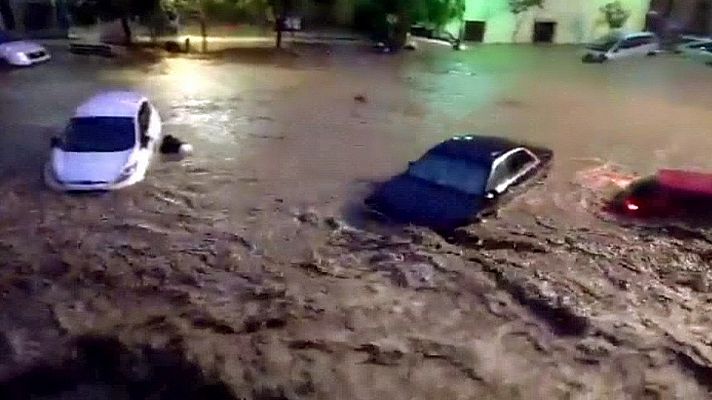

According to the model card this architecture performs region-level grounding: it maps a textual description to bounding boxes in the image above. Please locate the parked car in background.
[679,40,712,65]
[364,135,552,230]
[609,170,712,219]
[674,35,711,53]
[0,30,50,66]
[44,91,162,191]
[582,32,660,63]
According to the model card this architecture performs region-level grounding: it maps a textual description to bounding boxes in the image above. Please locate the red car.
[611,169,712,218]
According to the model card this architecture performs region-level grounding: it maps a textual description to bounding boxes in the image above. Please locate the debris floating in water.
[160,135,193,156]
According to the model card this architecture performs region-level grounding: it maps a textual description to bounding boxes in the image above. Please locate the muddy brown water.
[1,43,712,399]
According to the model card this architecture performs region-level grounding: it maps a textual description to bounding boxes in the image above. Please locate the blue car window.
[408,155,489,195]
[63,117,136,152]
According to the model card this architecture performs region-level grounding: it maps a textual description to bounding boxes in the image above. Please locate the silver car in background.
[0,30,50,66]
[583,32,660,63]
[682,41,712,66]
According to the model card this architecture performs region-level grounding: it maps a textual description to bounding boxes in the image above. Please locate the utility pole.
[274,0,286,48]
[199,0,207,53]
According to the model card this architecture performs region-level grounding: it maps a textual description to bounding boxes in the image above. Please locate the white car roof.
[681,35,711,41]
[75,91,147,118]
[624,32,656,39]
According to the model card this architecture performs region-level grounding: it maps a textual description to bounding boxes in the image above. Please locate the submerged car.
[680,41,712,65]
[609,169,712,219]
[582,32,660,63]
[0,30,50,66]
[44,91,162,191]
[675,36,712,54]
[364,135,552,230]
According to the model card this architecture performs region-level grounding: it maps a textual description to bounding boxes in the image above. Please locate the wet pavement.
[1,42,712,399]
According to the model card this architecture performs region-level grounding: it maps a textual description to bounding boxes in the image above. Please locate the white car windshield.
[407,155,489,195]
[63,117,136,152]
[587,35,620,52]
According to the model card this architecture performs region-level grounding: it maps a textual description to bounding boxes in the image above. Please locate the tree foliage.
[508,0,544,41]
[508,0,544,15]
[600,1,631,29]
[408,0,465,29]
[93,0,160,21]
[166,0,272,22]
[355,0,464,32]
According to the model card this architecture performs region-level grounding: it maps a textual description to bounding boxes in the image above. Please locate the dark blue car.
[365,135,552,230]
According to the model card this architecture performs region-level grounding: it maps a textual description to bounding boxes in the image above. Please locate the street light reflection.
[164,58,211,95]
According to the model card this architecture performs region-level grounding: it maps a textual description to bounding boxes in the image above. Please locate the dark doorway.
[463,20,485,42]
[0,0,15,30]
[533,21,556,43]
[24,2,53,31]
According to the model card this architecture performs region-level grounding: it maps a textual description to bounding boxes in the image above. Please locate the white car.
[44,91,162,191]
[582,32,660,63]
[0,30,50,66]
[684,41,712,66]
[677,38,712,59]
[674,35,711,54]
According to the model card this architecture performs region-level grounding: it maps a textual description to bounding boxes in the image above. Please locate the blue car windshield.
[407,155,489,195]
[0,31,17,44]
[63,117,136,152]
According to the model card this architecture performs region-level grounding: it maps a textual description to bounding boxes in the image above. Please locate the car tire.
[646,51,657,57]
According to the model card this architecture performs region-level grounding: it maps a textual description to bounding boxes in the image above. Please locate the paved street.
[1,43,712,398]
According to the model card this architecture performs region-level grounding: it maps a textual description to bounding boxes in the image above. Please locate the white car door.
[628,37,648,56]
[148,103,162,142]
[615,36,651,58]
[135,102,157,175]
[608,38,634,59]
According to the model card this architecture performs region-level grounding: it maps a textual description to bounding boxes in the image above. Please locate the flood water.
[2,42,712,399]
[3,44,712,226]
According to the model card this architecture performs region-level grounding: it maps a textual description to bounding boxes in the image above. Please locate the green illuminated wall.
[449,0,651,43]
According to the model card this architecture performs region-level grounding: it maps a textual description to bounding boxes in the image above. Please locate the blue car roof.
[425,135,519,166]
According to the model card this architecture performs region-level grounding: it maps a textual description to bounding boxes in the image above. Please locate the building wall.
[452,0,652,43]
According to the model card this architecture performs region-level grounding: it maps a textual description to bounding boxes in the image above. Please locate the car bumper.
[44,163,142,192]
[7,54,51,66]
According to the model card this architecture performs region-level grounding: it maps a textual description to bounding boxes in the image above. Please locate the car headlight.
[117,163,138,181]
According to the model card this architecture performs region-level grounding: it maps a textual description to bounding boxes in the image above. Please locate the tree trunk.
[0,0,16,30]
[512,16,523,42]
[200,16,207,52]
[120,16,132,45]
[387,11,409,51]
